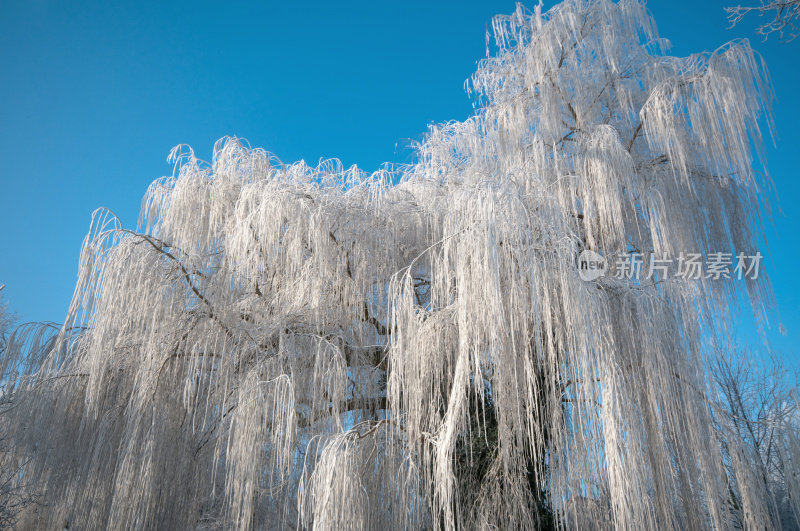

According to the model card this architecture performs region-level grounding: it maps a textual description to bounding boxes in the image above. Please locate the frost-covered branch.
[727,1,800,41]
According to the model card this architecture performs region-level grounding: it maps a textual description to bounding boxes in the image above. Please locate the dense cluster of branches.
[1,0,798,529]
[710,348,800,529]
[0,287,40,528]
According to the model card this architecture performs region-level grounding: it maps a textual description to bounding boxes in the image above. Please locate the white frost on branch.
[727,1,800,41]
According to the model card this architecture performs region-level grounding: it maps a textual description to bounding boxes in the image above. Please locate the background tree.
[727,1,800,41]
[0,0,796,529]
[0,286,14,355]
[0,285,19,527]
[0,286,40,528]
[710,347,800,529]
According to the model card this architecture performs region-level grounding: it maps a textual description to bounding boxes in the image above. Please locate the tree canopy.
[2,1,797,529]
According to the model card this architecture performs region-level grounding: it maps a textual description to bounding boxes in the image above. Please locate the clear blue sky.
[0,1,797,359]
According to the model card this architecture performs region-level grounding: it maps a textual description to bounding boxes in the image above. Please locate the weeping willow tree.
[2,0,797,529]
